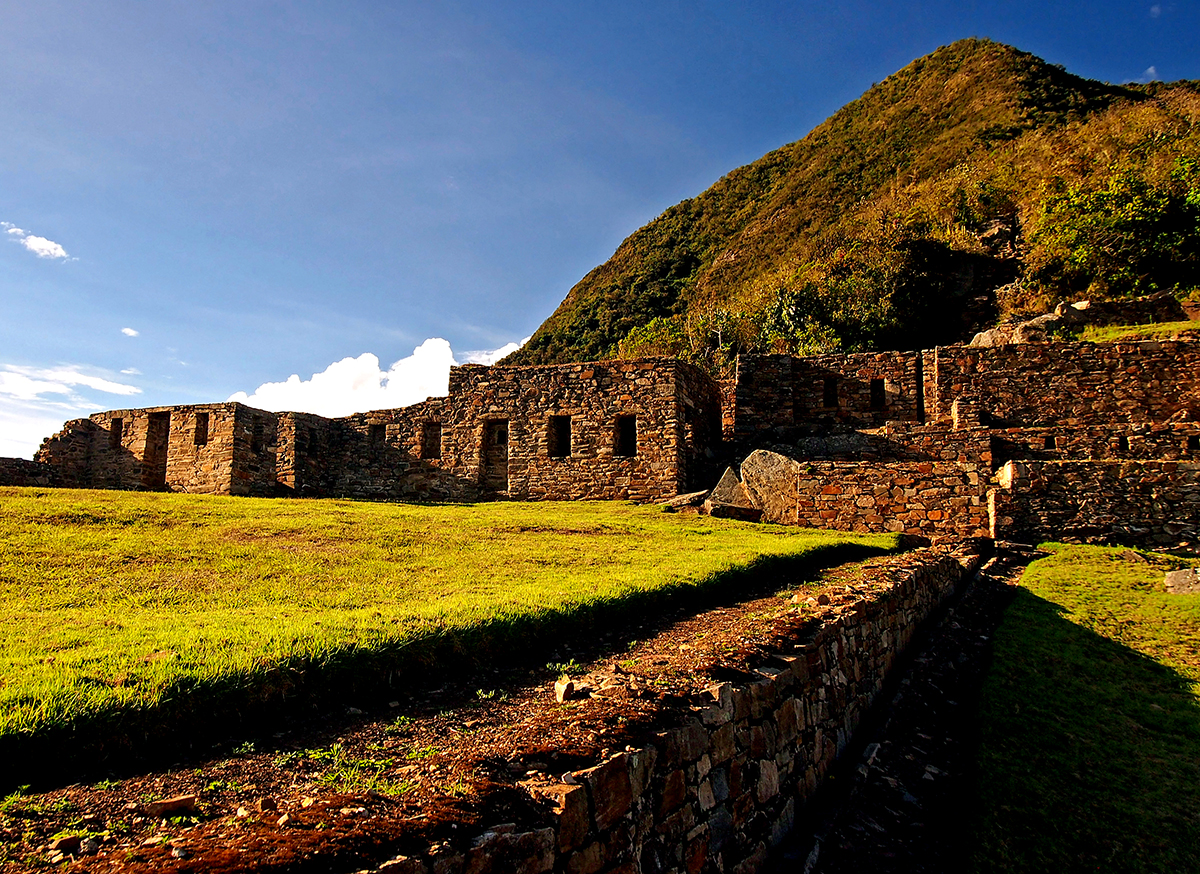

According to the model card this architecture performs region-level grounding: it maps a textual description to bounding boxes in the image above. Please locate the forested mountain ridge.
[503,38,1200,369]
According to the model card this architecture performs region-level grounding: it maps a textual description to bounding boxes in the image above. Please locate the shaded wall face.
[229,406,278,497]
[991,460,1200,549]
[733,352,923,441]
[930,341,1200,427]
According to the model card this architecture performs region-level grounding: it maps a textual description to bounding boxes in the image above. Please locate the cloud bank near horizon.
[228,337,528,417]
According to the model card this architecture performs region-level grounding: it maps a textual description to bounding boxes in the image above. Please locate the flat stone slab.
[1165,568,1200,594]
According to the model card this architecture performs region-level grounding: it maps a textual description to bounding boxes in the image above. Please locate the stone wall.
[372,548,980,874]
[740,450,990,539]
[762,423,991,466]
[927,340,1200,426]
[0,457,60,487]
[35,403,276,496]
[732,352,923,442]
[991,460,1200,549]
[990,422,1200,466]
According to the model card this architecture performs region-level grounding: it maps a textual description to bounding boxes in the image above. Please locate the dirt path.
[766,545,1044,874]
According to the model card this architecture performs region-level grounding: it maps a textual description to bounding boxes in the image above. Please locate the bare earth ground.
[768,545,1042,874]
[2,553,917,873]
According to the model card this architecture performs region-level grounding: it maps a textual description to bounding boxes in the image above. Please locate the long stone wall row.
[368,548,982,874]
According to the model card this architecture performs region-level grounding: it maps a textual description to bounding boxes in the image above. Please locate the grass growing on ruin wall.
[970,544,1200,873]
[1079,318,1200,342]
[0,487,892,759]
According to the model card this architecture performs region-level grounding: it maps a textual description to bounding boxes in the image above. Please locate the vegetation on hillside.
[504,39,1200,370]
[969,544,1200,872]
[0,487,891,770]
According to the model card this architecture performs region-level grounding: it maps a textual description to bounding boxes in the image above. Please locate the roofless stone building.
[8,339,1200,551]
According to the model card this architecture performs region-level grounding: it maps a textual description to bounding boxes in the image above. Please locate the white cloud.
[120,368,141,375]
[1150,4,1162,17]
[229,336,527,417]
[0,365,141,458]
[457,336,531,366]
[2,221,70,259]
[0,400,77,459]
[121,327,139,337]
[1142,65,1159,81]
[0,365,141,401]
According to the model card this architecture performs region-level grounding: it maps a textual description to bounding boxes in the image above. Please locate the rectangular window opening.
[1188,435,1200,451]
[1043,435,1057,450]
[109,418,124,449]
[1117,434,1129,452]
[369,423,386,445]
[420,421,442,459]
[251,415,264,454]
[822,376,838,409]
[614,415,637,457]
[194,412,210,446]
[547,415,571,458]
[869,377,886,411]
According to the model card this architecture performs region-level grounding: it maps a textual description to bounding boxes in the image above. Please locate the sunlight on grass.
[0,487,892,743]
[970,544,1200,873]
[1079,319,1200,343]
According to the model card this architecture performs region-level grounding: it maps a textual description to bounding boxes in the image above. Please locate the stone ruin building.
[5,339,1200,552]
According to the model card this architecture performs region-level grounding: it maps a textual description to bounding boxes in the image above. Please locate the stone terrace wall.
[375,549,979,874]
[769,423,992,466]
[990,422,1200,466]
[928,340,1200,426]
[991,460,1200,549]
[740,450,990,539]
[733,352,923,442]
[0,457,60,487]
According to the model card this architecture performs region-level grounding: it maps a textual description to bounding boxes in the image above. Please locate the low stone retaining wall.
[376,547,981,874]
[739,450,990,539]
[991,460,1200,549]
[0,457,59,487]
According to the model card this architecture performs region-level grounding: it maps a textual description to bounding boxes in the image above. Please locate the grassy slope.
[970,545,1200,872]
[1079,319,1200,342]
[0,487,892,746]
[506,39,1199,367]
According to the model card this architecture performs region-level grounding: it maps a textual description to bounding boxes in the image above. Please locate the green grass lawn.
[1079,319,1200,342]
[970,544,1200,873]
[0,487,891,758]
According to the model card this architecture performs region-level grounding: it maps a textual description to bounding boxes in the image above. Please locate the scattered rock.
[661,490,709,509]
[554,678,576,702]
[144,793,199,818]
[48,836,81,854]
[1165,567,1200,594]
[255,797,278,813]
[277,813,292,827]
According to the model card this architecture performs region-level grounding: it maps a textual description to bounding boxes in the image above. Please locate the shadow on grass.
[968,588,1200,873]
[1,541,891,792]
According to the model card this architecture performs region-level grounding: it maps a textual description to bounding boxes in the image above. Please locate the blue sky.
[1,1,1196,457]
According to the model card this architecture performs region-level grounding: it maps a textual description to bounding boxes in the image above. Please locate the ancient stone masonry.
[34,403,278,497]
[18,337,1200,548]
[0,457,60,487]
[990,460,1200,548]
[31,358,722,504]
[365,548,982,874]
[926,340,1200,427]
